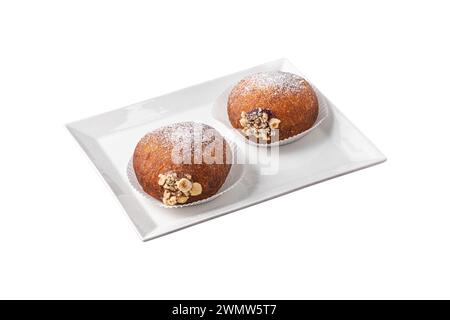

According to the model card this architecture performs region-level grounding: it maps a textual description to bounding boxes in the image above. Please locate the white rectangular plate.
[67,58,386,241]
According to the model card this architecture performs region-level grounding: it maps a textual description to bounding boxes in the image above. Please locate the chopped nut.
[177,196,189,204]
[269,118,281,129]
[159,172,199,205]
[166,196,177,206]
[190,182,203,196]
[239,109,280,141]
[177,178,193,193]
[260,130,270,141]
[158,174,167,186]
[163,190,171,199]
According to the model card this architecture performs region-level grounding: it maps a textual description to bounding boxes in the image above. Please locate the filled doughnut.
[133,122,232,206]
[227,71,319,143]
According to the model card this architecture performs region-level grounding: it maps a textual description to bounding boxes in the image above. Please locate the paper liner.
[127,142,246,209]
[211,79,329,147]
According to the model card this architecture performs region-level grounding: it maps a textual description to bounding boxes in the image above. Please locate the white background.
[1,0,449,299]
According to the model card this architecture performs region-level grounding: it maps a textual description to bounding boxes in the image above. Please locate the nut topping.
[177,196,189,204]
[165,196,177,206]
[158,174,167,186]
[239,108,280,141]
[177,178,193,193]
[157,171,203,206]
[190,182,203,196]
[163,190,171,200]
[268,118,281,129]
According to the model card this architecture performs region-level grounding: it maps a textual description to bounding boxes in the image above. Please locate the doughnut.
[133,122,232,206]
[227,71,319,143]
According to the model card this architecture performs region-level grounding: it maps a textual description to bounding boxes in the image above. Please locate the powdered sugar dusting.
[138,122,215,151]
[235,71,306,96]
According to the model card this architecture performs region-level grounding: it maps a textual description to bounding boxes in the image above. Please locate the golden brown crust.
[133,122,231,205]
[227,71,319,142]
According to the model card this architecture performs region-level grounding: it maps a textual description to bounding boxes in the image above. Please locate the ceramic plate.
[67,58,386,241]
